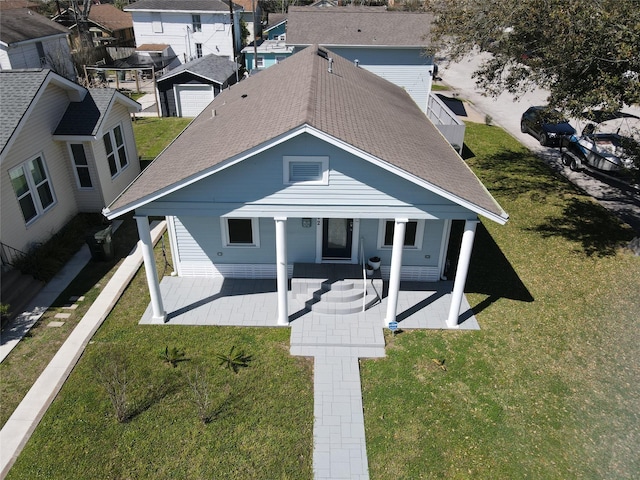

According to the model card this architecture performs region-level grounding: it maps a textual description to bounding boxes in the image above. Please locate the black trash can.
[86,225,114,261]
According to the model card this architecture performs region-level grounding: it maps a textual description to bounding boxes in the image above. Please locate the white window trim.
[220,217,260,247]
[256,56,264,68]
[9,153,57,226]
[103,123,129,179]
[283,156,329,185]
[68,143,93,189]
[377,219,425,249]
[152,12,163,33]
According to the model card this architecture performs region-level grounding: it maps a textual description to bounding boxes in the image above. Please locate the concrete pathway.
[313,354,369,480]
[0,220,122,364]
[0,221,165,479]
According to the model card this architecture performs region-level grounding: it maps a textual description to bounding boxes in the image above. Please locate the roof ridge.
[303,46,320,124]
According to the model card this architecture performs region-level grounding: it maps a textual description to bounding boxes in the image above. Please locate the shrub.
[215,346,252,374]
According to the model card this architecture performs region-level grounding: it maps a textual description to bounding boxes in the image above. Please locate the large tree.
[425,0,640,117]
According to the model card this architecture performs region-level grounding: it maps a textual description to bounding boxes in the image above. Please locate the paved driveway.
[439,53,640,234]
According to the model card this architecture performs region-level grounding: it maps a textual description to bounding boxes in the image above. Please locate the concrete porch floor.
[139,276,480,331]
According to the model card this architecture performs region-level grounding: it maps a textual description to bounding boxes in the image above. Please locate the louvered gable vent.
[290,161,321,181]
[283,156,329,185]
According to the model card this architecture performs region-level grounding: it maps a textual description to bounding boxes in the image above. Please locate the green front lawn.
[7,241,314,479]
[362,124,639,478]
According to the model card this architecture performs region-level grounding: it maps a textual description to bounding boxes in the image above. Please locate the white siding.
[91,102,140,206]
[67,141,105,212]
[0,84,78,252]
[363,64,432,113]
[0,37,74,79]
[130,11,238,63]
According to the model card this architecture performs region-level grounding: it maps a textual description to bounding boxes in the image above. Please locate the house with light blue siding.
[263,13,287,40]
[242,39,293,71]
[103,46,507,328]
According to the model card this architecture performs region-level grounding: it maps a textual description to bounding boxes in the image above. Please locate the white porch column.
[447,219,478,328]
[274,217,289,326]
[134,215,166,323]
[384,218,407,327]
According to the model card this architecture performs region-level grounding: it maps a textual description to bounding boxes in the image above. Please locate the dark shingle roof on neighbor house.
[0,69,50,151]
[105,46,507,222]
[0,7,69,45]
[125,0,239,12]
[157,54,238,84]
[0,69,140,154]
[264,13,287,30]
[286,6,433,47]
[54,89,139,137]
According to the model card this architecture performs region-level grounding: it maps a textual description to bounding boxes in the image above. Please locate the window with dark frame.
[227,219,253,244]
[192,14,202,32]
[103,124,128,177]
[9,155,55,224]
[195,43,203,58]
[70,143,92,188]
[383,220,419,247]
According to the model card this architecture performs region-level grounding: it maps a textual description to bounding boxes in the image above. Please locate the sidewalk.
[0,220,121,363]
[0,221,165,479]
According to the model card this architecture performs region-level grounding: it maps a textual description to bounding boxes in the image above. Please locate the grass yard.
[7,237,314,479]
[362,124,640,478]
[132,117,191,159]
[0,216,141,428]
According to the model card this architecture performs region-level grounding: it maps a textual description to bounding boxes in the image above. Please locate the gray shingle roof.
[0,69,50,153]
[286,6,433,47]
[264,13,287,30]
[107,46,506,221]
[0,8,69,45]
[54,89,117,136]
[157,54,238,84]
[125,0,237,12]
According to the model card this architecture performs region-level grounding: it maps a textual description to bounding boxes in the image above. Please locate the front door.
[322,218,353,259]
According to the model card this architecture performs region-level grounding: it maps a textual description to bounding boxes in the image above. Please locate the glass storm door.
[322,218,353,259]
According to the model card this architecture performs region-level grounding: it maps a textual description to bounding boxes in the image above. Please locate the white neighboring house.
[125,0,242,65]
[0,7,75,80]
[0,69,141,260]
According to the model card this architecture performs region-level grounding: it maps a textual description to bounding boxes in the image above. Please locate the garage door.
[175,84,214,117]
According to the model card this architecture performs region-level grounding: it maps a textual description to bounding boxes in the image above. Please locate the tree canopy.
[425,0,640,117]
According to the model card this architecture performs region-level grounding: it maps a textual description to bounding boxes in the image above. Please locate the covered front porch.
[139,273,480,332]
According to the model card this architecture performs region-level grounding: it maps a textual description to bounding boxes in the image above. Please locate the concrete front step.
[295,278,382,315]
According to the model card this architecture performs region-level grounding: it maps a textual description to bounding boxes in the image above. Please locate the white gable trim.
[5,32,70,48]
[104,125,310,219]
[301,125,509,225]
[1,71,86,163]
[104,124,508,225]
[157,69,227,85]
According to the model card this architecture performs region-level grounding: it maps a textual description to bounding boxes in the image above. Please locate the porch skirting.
[177,262,439,281]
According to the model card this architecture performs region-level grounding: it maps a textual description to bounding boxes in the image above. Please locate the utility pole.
[227,0,237,62]
[252,0,258,71]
